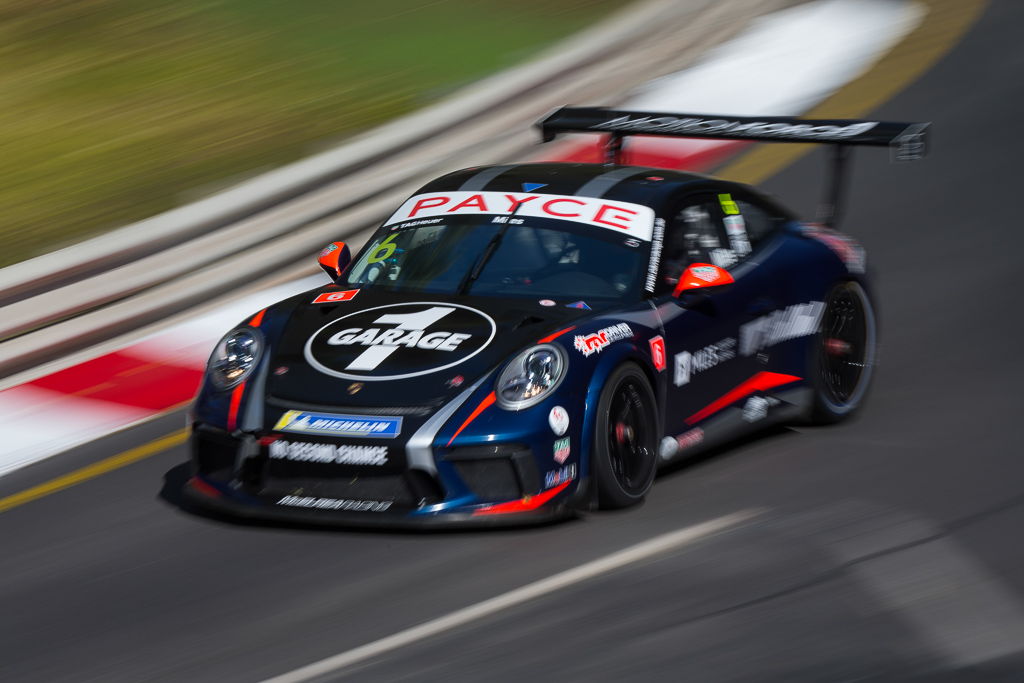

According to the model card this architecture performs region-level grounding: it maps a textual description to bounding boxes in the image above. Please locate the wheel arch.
[577,342,662,485]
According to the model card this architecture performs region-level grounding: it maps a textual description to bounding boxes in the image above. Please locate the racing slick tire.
[805,280,877,424]
[592,362,659,509]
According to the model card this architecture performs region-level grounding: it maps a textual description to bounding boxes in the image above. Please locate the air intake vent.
[446,444,539,502]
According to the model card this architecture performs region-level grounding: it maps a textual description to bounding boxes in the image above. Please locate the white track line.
[261,510,760,682]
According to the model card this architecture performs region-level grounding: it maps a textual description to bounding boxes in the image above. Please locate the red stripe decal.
[248,309,266,327]
[226,382,246,431]
[685,371,801,425]
[472,480,572,516]
[446,391,496,446]
[537,326,575,344]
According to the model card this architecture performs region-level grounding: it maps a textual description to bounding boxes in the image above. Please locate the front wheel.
[592,363,659,509]
[806,280,877,424]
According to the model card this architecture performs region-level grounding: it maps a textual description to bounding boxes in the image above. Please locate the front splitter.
[182,476,582,530]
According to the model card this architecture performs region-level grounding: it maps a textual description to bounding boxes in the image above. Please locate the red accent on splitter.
[446,391,496,446]
[472,480,572,516]
[189,476,222,499]
[685,371,801,425]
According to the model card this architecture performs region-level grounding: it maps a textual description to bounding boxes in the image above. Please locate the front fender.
[442,325,662,470]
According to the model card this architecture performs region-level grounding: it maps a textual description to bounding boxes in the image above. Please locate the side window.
[735,198,785,249]
[655,195,728,296]
[655,192,788,296]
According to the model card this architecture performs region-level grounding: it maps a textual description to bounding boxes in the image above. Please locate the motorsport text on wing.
[537,107,930,160]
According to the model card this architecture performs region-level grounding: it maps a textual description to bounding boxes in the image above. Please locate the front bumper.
[186,425,584,528]
[183,476,577,529]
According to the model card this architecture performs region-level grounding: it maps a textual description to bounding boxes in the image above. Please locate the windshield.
[342,215,648,302]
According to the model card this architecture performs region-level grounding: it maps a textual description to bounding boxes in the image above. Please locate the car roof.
[416,163,720,213]
[414,162,798,223]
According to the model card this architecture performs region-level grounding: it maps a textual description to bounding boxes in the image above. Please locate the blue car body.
[186,155,872,528]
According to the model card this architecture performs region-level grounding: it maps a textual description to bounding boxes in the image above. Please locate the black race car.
[185,107,928,527]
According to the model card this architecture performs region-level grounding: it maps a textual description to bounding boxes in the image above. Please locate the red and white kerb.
[385,191,656,241]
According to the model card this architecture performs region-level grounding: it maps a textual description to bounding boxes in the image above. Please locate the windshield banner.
[385,191,655,241]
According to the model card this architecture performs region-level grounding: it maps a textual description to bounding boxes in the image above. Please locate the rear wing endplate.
[536,107,931,227]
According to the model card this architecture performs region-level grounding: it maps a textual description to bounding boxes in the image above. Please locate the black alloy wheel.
[808,280,876,423]
[593,363,658,509]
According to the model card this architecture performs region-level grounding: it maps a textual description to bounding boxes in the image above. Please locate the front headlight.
[496,344,567,410]
[208,328,263,390]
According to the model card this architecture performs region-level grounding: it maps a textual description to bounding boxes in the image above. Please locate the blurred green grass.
[0,0,624,267]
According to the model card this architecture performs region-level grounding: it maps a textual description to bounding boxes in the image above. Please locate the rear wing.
[536,106,930,227]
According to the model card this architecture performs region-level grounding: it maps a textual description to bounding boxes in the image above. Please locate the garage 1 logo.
[305,302,496,380]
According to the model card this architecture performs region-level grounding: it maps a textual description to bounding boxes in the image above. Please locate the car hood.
[264,288,605,408]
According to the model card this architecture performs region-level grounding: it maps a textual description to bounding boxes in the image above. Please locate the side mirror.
[672,263,734,298]
[318,242,351,282]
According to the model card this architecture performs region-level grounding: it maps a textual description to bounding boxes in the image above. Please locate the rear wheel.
[592,363,658,509]
[807,280,877,424]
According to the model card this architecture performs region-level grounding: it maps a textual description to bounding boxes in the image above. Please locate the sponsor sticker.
[549,406,569,436]
[538,299,556,307]
[739,302,823,356]
[268,440,389,466]
[277,495,392,512]
[553,437,571,464]
[690,266,720,283]
[384,191,656,241]
[677,427,704,451]
[573,323,632,357]
[649,336,666,372]
[312,289,359,304]
[305,302,496,381]
[742,396,771,423]
[659,427,705,460]
[273,410,401,438]
[723,215,751,256]
[718,193,740,215]
[645,217,665,292]
[318,243,339,257]
[544,463,576,489]
[566,300,591,310]
[674,337,736,386]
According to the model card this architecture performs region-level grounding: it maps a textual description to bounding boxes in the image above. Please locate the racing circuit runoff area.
[3,0,1024,681]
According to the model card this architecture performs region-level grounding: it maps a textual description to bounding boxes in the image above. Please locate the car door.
[653,188,791,441]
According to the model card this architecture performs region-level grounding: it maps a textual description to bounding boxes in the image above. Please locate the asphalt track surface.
[3,2,1023,680]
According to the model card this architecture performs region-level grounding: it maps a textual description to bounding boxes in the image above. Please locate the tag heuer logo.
[304,302,496,381]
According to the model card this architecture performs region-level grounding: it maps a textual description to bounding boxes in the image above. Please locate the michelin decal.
[274,410,401,438]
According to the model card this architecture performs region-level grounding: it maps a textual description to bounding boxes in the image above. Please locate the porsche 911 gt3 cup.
[185,107,928,527]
